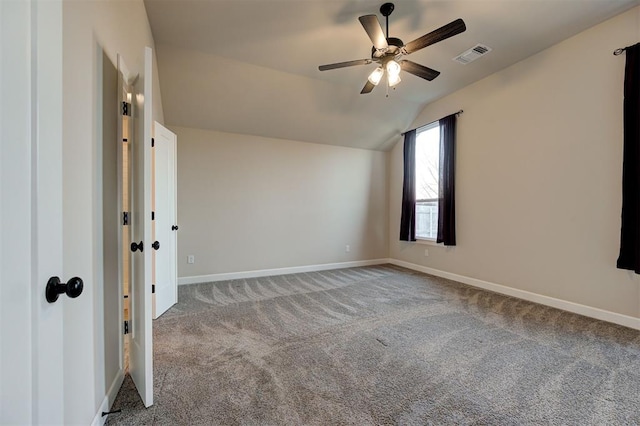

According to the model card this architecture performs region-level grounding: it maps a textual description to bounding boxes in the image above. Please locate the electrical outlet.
[187,255,195,264]
[345,245,350,253]
[424,249,429,257]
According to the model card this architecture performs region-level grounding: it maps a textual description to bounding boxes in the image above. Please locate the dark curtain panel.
[617,42,640,273]
[437,114,457,246]
[400,130,417,241]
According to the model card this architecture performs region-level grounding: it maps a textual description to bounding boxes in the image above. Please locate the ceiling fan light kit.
[318,2,466,95]
[388,73,401,87]
[386,60,401,77]
[368,67,385,85]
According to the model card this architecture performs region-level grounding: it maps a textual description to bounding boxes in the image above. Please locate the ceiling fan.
[318,3,466,94]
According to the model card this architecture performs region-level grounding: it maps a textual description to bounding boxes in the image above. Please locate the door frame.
[0,0,65,423]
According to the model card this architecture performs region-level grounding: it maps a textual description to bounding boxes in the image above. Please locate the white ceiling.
[145,0,638,151]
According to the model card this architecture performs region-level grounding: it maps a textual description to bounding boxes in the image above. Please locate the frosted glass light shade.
[386,60,401,77]
[368,67,384,85]
[388,73,401,87]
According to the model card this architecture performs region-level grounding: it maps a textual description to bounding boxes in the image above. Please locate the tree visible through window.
[415,122,440,240]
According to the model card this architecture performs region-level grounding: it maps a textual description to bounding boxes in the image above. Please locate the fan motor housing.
[371,37,404,60]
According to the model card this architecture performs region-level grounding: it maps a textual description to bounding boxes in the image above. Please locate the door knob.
[152,241,160,250]
[131,241,143,252]
[46,276,83,303]
[171,225,179,231]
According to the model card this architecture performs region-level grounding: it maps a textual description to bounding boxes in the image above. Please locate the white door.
[128,46,154,407]
[153,122,178,318]
[0,0,65,423]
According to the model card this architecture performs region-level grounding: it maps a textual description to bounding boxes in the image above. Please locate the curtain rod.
[614,42,640,55]
[401,110,463,136]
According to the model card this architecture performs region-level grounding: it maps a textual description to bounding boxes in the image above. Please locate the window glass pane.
[415,124,440,239]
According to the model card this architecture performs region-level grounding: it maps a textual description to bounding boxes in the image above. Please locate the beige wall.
[173,126,388,278]
[390,6,640,318]
[62,0,164,423]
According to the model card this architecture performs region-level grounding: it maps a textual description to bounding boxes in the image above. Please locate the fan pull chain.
[385,80,396,98]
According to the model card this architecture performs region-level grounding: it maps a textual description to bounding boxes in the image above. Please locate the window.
[415,122,440,240]
[400,112,456,245]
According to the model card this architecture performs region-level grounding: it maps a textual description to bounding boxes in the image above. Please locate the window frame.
[414,120,441,243]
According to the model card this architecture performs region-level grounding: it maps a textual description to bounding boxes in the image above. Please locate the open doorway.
[105,48,170,409]
[117,49,156,407]
[114,56,134,374]
[100,49,130,410]
[120,85,132,370]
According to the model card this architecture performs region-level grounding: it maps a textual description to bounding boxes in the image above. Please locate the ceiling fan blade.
[404,18,466,54]
[318,59,372,71]
[400,60,441,81]
[358,15,388,50]
[360,80,376,94]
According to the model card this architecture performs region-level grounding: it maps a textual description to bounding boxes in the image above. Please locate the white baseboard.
[91,369,125,426]
[389,259,640,331]
[178,258,391,285]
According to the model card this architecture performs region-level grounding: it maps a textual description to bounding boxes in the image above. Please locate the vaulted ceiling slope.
[144,0,638,151]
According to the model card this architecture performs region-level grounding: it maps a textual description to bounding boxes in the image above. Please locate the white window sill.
[415,238,441,246]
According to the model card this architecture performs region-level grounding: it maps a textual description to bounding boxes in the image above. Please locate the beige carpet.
[106,265,640,425]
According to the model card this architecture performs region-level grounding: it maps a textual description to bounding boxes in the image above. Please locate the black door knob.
[46,276,84,303]
[152,241,160,250]
[131,241,143,252]
[171,225,179,231]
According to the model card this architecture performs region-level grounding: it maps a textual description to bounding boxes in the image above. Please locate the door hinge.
[123,211,129,226]
[151,138,155,147]
[123,320,129,335]
[121,102,131,117]
[151,211,155,221]
[152,284,155,294]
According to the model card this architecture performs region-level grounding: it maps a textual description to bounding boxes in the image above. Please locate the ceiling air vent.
[453,44,492,65]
